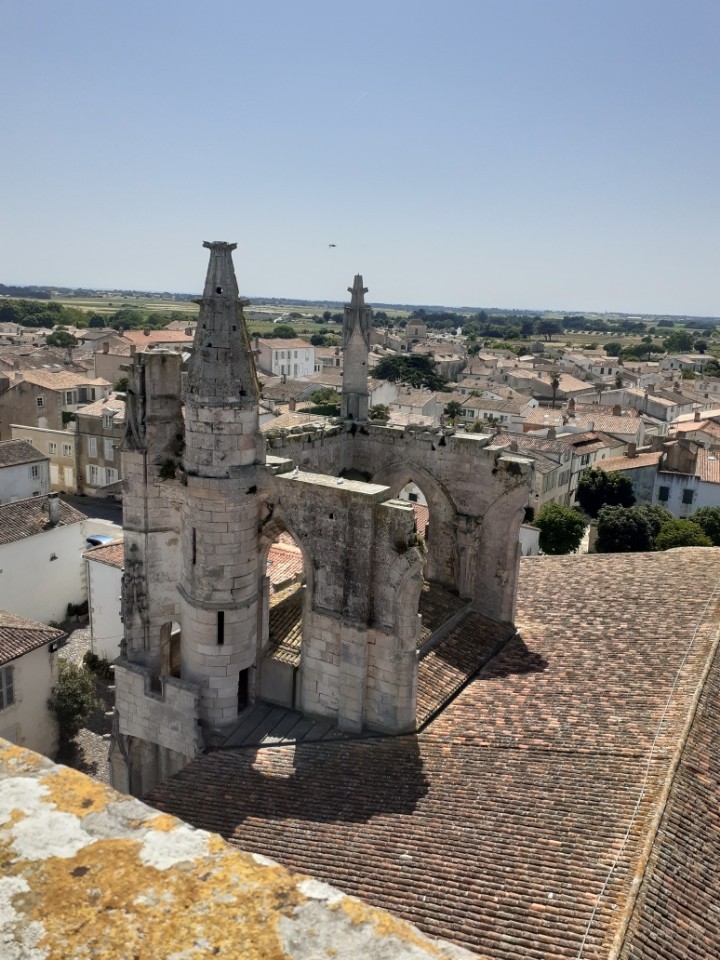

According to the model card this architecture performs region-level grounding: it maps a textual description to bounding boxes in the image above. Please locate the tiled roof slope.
[149,549,720,960]
[0,438,47,467]
[618,618,720,960]
[0,610,64,665]
[83,539,124,569]
[75,396,126,418]
[0,495,85,545]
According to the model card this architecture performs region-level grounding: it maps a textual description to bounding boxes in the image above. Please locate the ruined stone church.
[111,241,531,795]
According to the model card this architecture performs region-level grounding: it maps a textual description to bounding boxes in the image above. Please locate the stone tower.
[179,241,264,728]
[112,244,532,798]
[341,275,371,420]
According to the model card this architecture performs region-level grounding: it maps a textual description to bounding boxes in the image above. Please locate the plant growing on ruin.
[368,404,390,422]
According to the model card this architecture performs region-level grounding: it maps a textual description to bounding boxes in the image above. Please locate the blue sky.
[1,0,717,315]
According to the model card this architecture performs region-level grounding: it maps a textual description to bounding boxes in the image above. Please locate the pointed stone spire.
[186,241,259,406]
[341,274,372,421]
[348,274,368,308]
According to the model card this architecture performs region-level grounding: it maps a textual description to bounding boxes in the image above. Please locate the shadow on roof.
[157,734,430,828]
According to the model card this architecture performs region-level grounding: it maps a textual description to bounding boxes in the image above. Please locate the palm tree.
[444,400,463,424]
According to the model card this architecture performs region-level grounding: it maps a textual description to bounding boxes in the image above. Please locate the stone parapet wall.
[114,660,203,758]
[0,739,472,959]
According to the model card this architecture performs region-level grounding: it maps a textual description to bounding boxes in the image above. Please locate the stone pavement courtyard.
[55,621,114,784]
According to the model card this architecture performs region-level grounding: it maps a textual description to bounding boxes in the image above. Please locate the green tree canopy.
[576,468,635,518]
[46,329,77,349]
[264,324,297,339]
[535,319,562,342]
[309,387,339,406]
[536,503,587,555]
[654,519,712,551]
[665,329,694,353]
[688,507,720,545]
[604,341,624,356]
[595,504,672,553]
[373,354,449,391]
[47,659,102,740]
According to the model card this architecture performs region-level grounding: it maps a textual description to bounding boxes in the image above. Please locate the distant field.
[54,295,200,316]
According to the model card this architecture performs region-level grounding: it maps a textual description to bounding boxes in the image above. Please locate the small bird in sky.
[328,243,337,248]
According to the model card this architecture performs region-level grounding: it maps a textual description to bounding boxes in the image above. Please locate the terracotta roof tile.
[267,541,303,588]
[619,602,720,960]
[122,330,194,345]
[260,378,314,401]
[256,338,313,350]
[696,447,720,484]
[596,452,663,471]
[0,495,85,545]
[75,397,126,419]
[0,439,48,468]
[12,370,109,390]
[0,609,65,665]
[149,550,720,959]
[83,539,124,569]
[261,411,328,433]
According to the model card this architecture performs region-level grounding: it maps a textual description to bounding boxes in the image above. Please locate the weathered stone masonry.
[111,242,532,796]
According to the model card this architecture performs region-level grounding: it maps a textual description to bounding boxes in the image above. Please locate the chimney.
[143,328,151,337]
[185,326,193,337]
[281,374,287,385]
[102,340,109,354]
[47,493,60,527]
[547,426,557,439]
[612,404,622,417]
[694,409,701,422]
[627,442,637,459]
[289,397,296,411]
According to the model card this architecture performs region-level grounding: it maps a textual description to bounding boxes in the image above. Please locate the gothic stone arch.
[370,461,458,591]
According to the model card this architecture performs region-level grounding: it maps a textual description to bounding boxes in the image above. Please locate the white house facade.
[0,440,51,504]
[0,495,87,624]
[85,539,124,660]
[0,610,63,757]
[255,338,315,379]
